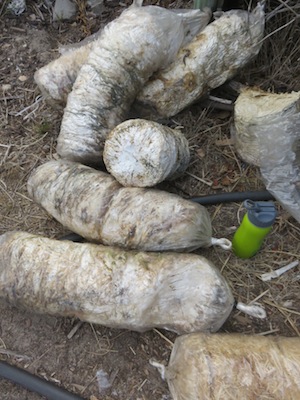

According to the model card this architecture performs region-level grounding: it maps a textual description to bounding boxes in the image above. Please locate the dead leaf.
[196,148,206,159]
[221,176,231,186]
[2,84,11,91]
[18,75,28,82]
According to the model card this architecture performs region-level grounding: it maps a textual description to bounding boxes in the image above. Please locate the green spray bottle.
[232,200,277,259]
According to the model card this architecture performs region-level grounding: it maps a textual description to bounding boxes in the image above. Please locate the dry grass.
[0,1,300,399]
[241,0,300,91]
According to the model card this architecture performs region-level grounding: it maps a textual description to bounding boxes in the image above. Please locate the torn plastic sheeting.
[96,370,112,393]
[261,261,299,282]
[87,0,104,16]
[53,0,104,20]
[58,7,212,52]
[231,88,300,223]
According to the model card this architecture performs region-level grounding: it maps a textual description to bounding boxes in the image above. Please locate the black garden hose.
[190,189,275,205]
[0,360,85,400]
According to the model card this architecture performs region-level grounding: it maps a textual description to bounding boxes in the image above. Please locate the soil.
[0,1,300,399]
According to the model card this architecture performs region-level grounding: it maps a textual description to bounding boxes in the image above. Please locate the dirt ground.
[0,1,300,399]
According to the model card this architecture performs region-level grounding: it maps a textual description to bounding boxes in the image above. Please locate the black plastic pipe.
[0,361,85,400]
[190,189,275,205]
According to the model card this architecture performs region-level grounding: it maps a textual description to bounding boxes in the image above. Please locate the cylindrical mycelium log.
[27,160,231,252]
[133,3,265,119]
[0,232,234,334]
[34,42,95,108]
[33,8,211,108]
[103,119,190,187]
[153,332,300,400]
[56,1,208,166]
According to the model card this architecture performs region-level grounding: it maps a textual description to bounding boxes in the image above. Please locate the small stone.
[7,0,26,15]
[18,75,28,82]
[53,0,77,21]
[2,84,12,91]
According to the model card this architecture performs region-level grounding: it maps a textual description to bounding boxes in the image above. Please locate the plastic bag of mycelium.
[27,160,232,252]
[56,1,213,167]
[231,87,300,223]
[0,232,234,334]
[103,119,190,187]
[151,332,300,400]
[133,2,265,120]
[34,6,211,107]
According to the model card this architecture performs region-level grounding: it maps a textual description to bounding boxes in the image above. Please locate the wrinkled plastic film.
[232,89,300,223]
[258,112,300,223]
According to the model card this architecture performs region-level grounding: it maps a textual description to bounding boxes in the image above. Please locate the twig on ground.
[0,348,32,361]
[153,329,174,348]
[67,320,84,339]
[261,260,299,281]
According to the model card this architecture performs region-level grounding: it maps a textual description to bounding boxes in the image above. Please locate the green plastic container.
[232,200,276,259]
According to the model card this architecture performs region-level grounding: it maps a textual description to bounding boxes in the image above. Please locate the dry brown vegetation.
[0,1,300,399]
